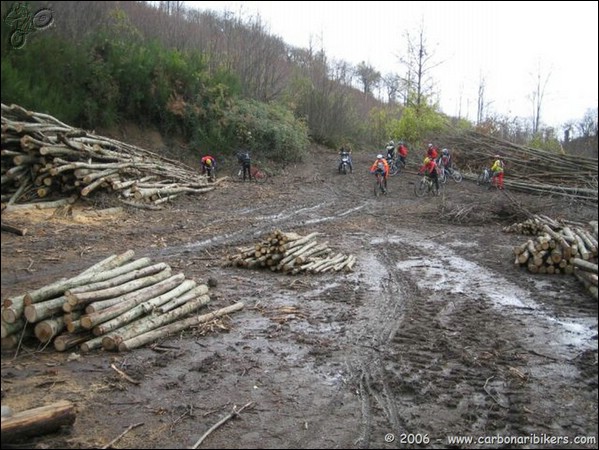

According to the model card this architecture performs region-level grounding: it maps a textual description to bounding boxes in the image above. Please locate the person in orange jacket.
[370,154,390,192]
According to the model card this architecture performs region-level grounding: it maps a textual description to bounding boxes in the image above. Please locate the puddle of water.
[396,255,532,308]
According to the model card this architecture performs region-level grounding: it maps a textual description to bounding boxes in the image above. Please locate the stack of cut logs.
[506,216,598,299]
[224,230,357,274]
[1,103,213,209]
[1,250,244,352]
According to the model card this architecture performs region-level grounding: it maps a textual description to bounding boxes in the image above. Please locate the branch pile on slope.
[506,216,598,299]
[438,130,598,202]
[1,250,244,352]
[1,103,213,209]
[223,230,357,274]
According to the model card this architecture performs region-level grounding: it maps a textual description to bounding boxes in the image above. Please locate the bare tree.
[383,73,401,104]
[530,62,551,134]
[398,24,441,113]
[355,62,381,96]
[476,74,494,125]
[576,108,598,138]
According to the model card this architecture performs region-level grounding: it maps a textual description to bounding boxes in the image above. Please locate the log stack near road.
[1,103,213,209]
[506,216,598,299]
[1,250,244,352]
[223,230,357,274]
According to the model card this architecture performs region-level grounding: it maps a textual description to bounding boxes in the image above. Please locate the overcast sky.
[188,1,598,130]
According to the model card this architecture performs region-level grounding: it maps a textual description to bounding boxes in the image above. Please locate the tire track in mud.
[342,231,598,447]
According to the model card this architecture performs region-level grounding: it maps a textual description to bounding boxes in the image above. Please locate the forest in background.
[1,1,597,163]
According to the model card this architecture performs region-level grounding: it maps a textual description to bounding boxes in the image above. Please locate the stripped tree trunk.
[119,302,244,352]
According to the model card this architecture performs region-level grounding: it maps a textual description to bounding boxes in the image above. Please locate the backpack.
[238,152,250,164]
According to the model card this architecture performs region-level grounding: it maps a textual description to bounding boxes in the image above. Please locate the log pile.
[507,216,598,299]
[1,103,213,209]
[1,250,244,352]
[223,230,357,274]
[438,130,598,203]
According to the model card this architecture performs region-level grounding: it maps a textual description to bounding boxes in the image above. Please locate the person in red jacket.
[397,141,408,167]
[419,156,439,193]
[426,143,439,160]
[200,155,216,180]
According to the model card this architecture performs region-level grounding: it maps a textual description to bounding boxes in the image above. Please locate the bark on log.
[155,284,210,314]
[92,279,197,336]
[24,254,147,305]
[53,332,94,352]
[1,318,25,338]
[34,317,65,343]
[66,262,168,298]
[102,295,211,351]
[119,302,244,352]
[68,267,172,309]
[2,302,24,324]
[0,400,76,444]
[571,258,598,274]
[24,296,66,323]
[80,273,186,329]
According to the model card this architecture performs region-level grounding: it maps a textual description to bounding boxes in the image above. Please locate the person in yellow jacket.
[490,154,505,189]
[370,154,390,192]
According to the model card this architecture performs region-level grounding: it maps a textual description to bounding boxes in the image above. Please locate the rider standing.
[386,140,396,161]
[426,143,439,160]
[438,148,453,171]
[419,156,440,193]
[490,154,505,189]
[397,141,408,167]
[237,150,252,181]
[370,154,390,192]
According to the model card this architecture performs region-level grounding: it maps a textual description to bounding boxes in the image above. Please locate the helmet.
[388,140,395,146]
[398,141,404,145]
[428,143,433,148]
[442,148,449,155]
[424,157,431,165]
[494,154,500,158]
[376,154,383,159]
[205,158,212,166]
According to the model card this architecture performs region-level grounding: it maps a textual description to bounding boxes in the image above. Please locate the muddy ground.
[1,146,597,449]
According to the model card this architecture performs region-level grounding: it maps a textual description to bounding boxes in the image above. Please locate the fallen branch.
[101,422,144,449]
[189,402,253,449]
[110,363,140,385]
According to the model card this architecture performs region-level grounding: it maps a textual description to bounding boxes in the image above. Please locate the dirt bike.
[414,174,439,197]
[338,152,352,174]
[373,169,387,197]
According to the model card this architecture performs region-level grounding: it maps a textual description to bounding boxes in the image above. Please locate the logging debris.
[1,103,213,210]
[506,215,598,299]
[1,250,245,353]
[223,230,357,274]
[438,129,598,203]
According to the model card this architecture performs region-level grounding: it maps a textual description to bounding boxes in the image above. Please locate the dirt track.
[1,147,597,449]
